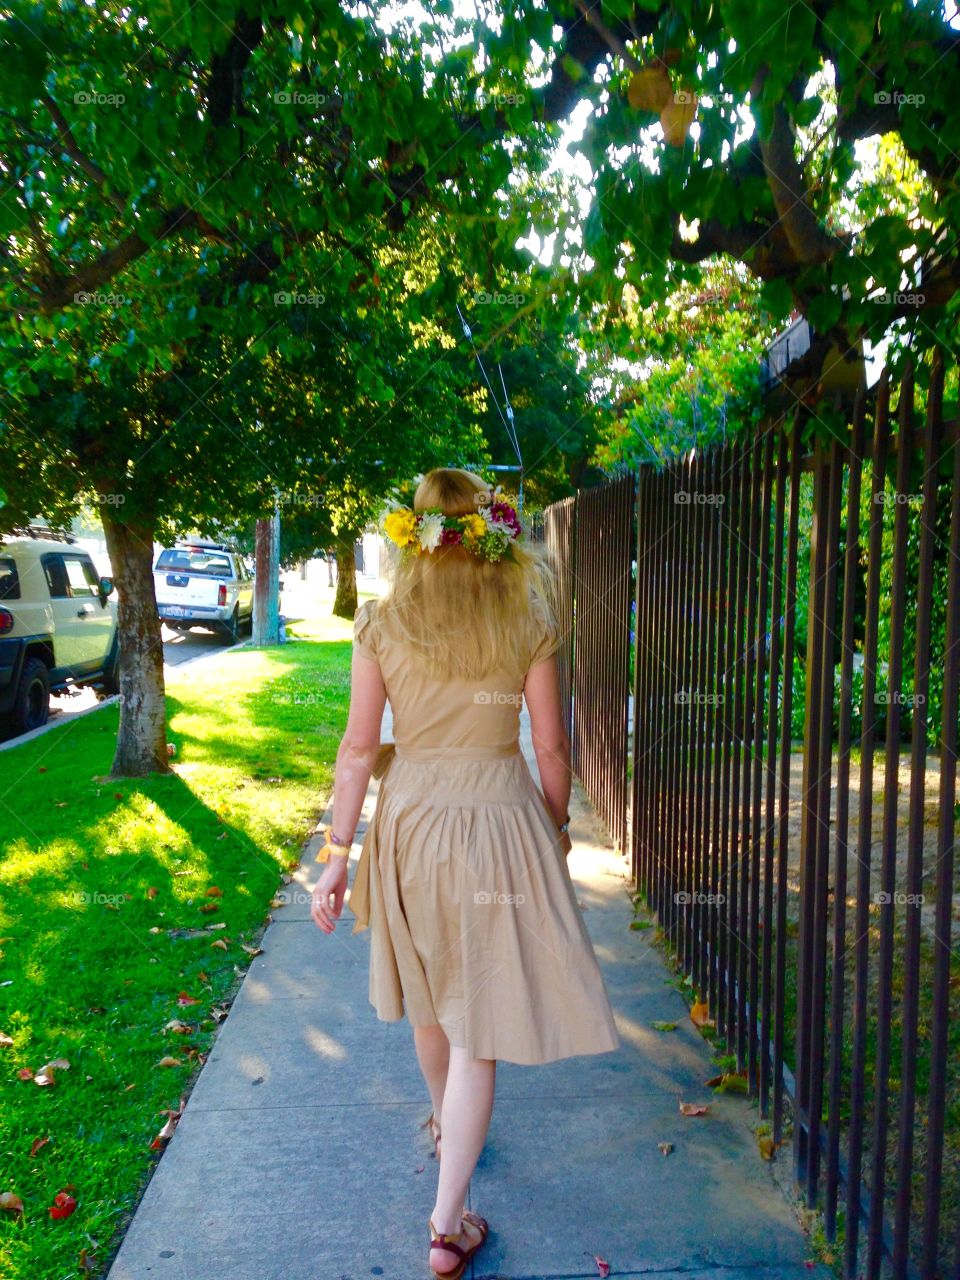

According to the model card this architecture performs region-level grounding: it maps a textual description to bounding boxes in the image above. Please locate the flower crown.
[381,486,523,563]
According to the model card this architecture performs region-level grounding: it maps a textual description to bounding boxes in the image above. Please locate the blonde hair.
[376,467,561,680]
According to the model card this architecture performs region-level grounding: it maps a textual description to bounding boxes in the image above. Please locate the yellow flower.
[384,509,418,547]
[460,513,486,543]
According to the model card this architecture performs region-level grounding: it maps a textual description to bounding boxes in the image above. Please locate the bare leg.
[414,1024,450,1119]
[429,1045,496,1274]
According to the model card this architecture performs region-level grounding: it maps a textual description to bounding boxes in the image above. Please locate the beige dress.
[348,597,621,1066]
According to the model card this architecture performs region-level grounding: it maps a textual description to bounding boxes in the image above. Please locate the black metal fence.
[544,355,960,1280]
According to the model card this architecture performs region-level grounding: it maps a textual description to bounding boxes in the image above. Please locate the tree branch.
[41,95,126,212]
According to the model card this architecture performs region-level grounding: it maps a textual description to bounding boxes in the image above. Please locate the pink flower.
[489,501,521,536]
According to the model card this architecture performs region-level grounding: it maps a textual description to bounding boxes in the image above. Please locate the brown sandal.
[428,1210,489,1279]
[420,1109,441,1159]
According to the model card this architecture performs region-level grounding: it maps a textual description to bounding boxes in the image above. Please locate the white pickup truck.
[153,540,254,643]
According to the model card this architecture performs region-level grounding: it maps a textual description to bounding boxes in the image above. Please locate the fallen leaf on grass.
[651,1021,678,1032]
[49,1190,77,1220]
[690,1000,715,1028]
[150,1096,187,1149]
[205,886,223,898]
[146,887,159,900]
[33,1058,70,1087]
[241,944,263,957]
[176,992,201,1007]
[198,902,220,914]
[705,1071,748,1094]
[164,1019,194,1034]
[156,1057,182,1069]
[679,1100,710,1116]
[30,1136,50,1157]
[209,1004,230,1023]
[210,939,228,951]
[79,1247,97,1273]
[658,1141,674,1156]
[17,1067,34,1081]
[0,1192,24,1217]
[0,1031,13,1046]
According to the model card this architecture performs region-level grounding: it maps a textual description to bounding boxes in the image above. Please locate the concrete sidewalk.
[107,708,828,1280]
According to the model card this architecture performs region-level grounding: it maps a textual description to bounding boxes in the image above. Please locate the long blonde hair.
[376,467,561,680]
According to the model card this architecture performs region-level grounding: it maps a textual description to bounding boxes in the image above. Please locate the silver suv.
[0,528,118,734]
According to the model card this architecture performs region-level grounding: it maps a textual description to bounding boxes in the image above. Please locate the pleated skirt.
[359,744,622,1065]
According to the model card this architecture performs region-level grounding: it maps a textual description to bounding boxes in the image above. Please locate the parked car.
[153,540,254,643]
[0,527,118,734]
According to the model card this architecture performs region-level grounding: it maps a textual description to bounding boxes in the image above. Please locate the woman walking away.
[311,468,621,1278]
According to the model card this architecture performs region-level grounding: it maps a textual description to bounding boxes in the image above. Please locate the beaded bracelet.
[316,830,352,863]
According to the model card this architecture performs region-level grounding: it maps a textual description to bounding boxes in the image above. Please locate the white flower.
[417,512,445,552]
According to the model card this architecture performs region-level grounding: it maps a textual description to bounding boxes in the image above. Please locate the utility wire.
[455,303,525,509]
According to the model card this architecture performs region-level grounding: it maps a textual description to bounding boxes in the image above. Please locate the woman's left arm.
[311,645,386,933]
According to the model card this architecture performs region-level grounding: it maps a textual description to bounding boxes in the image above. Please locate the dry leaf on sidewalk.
[679,1100,710,1116]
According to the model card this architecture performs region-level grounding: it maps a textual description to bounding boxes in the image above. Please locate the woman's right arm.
[523,654,573,855]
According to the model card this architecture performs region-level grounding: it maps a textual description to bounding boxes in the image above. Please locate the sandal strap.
[428,1215,469,1256]
[430,1237,467,1260]
[461,1210,488,1237]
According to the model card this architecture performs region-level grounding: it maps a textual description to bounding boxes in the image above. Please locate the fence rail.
[544,354,960,1280]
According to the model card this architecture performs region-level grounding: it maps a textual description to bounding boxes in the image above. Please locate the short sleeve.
[353,599,380,661]
[528,606,562,668]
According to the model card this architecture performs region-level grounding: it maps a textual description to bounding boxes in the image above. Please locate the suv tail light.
[217,583,227,606]
[0,608,12,634]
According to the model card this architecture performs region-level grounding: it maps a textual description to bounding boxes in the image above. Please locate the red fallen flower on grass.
[49,1190,77,1219]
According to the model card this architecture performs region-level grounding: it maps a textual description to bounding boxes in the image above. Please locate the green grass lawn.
[0,614,355,1278]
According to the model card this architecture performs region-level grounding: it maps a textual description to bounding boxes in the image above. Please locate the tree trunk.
[252,512,281,646]
[100,507,171,778]
[333,533,358,618]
